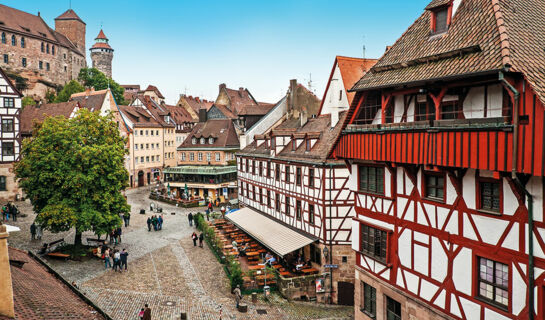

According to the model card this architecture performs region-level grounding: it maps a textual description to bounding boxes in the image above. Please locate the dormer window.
[433,8,449,34]
[192,137,197,144]
[200,137,205,144]
[306,139,311,152]
[292,140,296,151]
[208,137,214,144]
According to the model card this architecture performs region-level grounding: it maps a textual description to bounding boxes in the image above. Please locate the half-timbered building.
[236,69,375,305]
[331,0,545,319]
[0,68,22,200]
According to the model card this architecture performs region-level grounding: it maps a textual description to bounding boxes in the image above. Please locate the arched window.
[46,44,49,54]
[52,45,55,55]
[11,35,15,46]
[20,37,25,48]
[41,42,44,52]
[1,33,5,44]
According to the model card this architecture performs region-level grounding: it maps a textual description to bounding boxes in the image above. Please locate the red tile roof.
[90,42,112,50]
[119,105,162,128]
[237,103,275,116]
[144,85,165,99]
[0,247,105,320]
[54,9,85,24]
[180,95,214,113]
[179,119,239,149]
[223,87,258,114]
[20,101,79,135]
[95,29,108,40]
[70,89,108,112]
[163,104,195,124]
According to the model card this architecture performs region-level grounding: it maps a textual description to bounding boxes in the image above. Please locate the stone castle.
[0,4,114,99]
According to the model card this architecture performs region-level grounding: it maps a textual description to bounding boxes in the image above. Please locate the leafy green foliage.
[15,109,130,245]
[45,90,56,103]
[78,68,127,105]
[55,80,85,103]
[22,96,36,108]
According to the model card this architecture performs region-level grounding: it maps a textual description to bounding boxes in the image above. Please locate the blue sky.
[5,0,430,104]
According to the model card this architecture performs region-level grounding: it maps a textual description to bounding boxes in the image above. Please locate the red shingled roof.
[0,247,105,320]
[180,119,239,149]
[95,29,108,40]
[20,101,79,135]
[144,85,165,99]
[223,87,258,114]
[91,42,112,50]
[54,9,85,24]
[119,105,163,128]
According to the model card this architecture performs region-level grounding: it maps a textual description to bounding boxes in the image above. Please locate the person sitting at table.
[239,243,249,257]
[265,252,276,267]
[306,258,312,267]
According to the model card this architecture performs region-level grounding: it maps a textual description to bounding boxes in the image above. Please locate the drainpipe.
[500,71,534,319]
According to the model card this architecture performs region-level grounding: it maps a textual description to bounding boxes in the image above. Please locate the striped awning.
[225,207,317,257]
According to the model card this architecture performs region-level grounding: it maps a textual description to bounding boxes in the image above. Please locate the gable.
[207,105,228,120]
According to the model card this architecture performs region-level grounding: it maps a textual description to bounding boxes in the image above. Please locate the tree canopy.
[55,80,85,102]
[78,68,127,105]
[15,109,130,245]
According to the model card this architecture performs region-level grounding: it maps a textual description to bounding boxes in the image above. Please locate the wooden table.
[246,251,260,257]
[279,271,291,277]
[301,268,319,274]
[247,265,265,270]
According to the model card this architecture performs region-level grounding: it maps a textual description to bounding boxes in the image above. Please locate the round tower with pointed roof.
[90,30,114,78]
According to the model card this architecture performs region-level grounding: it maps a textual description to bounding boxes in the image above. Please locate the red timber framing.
[236,156,354,245]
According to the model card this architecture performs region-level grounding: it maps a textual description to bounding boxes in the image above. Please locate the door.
[138,171,144,187]
[147,172,151,185]
[337,281,354,306]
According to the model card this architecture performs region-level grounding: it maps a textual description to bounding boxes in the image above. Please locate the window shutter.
[351,220,360,251]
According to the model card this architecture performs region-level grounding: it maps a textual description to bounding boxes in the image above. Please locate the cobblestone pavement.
[5,187,353,320]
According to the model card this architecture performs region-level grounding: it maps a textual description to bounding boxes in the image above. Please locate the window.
[386,296,401,320]
[135,144,138,150]
[240,183,244,197]
[146,156,150,162]
[190,153,194,161]
[64,66,67,72]
[2,142,14,156]
[135,130,138,136]
[360,224,387,262]
[252,160,256,175]
[296,167,302,185]
[135,157,138,164]
[21,57,26,67]
[64,53,66,59]
[39,61,43,69]
[292,140,296,151]
[3,54,7,64]
[145,130,149,136]
[296,200,302,219]
[266,161,271,177]
[11,35,15,46]
[259,161,263,176]
[156,130,159,135]
[479,180,501,212]
[140,130,143,136]
[1,33,5,44]
[441,100,461,120]
[140,156,144,162]
[252,186,256,201]
[433,8,449,34]
[4,98,14,108]
[146,143,149,149]
[215,152,220,162]
[209,137,214,144]
[285,196,290,215]
[181,152,186,161]
[0,176,5,191]
[310,243,321,265]
[275,164,280,180]
[151,155,155,162]
[245,159,249,172]
[359,166,385,194]
[206,152,211,162]
[157,155,160,162]
[3,119,14,132]
[20,37,25,48]
[140,144,143,149]
[415,96,435,121]
[309,168,315,188]
[477,257,509,308]
[200,137,205,144]
[306,139,311,152]
[46,43,49,54]
[52,45,55,55]
[198,152,203,161]
[266,190,271,207]
[275,193,280,212]
[259,188,263,204]
[360,281,376,318]
[285,166,290,183]
[156,143,159,148]
[151,130,154,136]
[309,204,315,224]
[424,173,445,201]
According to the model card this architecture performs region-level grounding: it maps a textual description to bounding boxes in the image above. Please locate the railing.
[346,117,511,132]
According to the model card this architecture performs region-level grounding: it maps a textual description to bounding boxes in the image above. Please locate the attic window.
[208,137,214,144]
[200,137,205,144]
[430,5,451,35]
[192,137,197,144]
[20,26,30,33]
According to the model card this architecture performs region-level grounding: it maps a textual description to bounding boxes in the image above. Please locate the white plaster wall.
[393,94,404,123]
[321,64,350,115]
[452,247,472,295]
[463,84,503,119]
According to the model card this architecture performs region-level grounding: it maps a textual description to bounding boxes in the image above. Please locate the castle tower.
[54,9,86,54]
[90,30,114,78]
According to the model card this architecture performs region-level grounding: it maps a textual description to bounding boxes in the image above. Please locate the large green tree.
[78,68,127,105]
[55,80,85,102]
[15,109,130,245]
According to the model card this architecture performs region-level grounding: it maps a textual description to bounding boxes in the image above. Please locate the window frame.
[474,255,510,311]
[422,171,446,202]
[309,168,315,188]
[385,296,402,320]
[285,196,290,216]
[308,204,315,225]
[3,98,14,108]
[476,175,503,214]
[359,222,389,263]
[360,281,376,318]
[285,165,290,183]
[3,118,15,132]
[296,167,302,186]
[275,193,280,212]
[0,176,6,191]
[358,165,385,195]
[296,200,302,219]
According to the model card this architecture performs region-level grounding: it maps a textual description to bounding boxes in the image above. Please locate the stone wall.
[54,19,86,54]
[277,273,321,302]
[91,51,113,79]
[0,163,21,201]
[354,267,453,320]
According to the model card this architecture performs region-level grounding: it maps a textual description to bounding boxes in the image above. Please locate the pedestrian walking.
[152,215,158,231]
[188,212,193,227]
[120,248,128,271]
[36,223,43,240]
[147,217,152,232]
[104,248,111,269]
[123,212,130,227]
[195,215,200,229]
[143,304,151,320]
[199,233,204,248]
[138,308,145,320]
[30,223,36,240]
[158,215,163,230]
[208,201,213,212]
[116,227,122,243]
[205,209,210,221]
[9,203,17,222]
[2,204,8,221]
[221,206,226,218]
[113,249,121,272]
[191,232,198,247]
[233,285,242,309]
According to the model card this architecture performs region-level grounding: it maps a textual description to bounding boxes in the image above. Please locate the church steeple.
[90,29,114,78]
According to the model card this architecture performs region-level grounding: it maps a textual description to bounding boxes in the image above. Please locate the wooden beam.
[381,93,393,124]
[429,88,447,120]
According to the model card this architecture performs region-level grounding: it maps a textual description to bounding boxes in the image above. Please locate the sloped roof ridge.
[491,0,512,68]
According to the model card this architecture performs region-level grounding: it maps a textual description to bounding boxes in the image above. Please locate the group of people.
[137,304,151,320]
[97,244,129,272]
[1,202,19,221]
[29,222,43,240]
[146,215,164,231]
[191,231,204,248]
[231,240,249,257]
[109,227,123,245]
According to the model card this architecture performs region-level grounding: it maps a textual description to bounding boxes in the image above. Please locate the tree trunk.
[74,230,82,247]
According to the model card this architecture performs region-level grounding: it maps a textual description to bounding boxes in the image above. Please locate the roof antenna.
[362,35,366,60]
[306,73,314,94]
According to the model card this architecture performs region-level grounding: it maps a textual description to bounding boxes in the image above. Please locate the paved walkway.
[6,188,353,319]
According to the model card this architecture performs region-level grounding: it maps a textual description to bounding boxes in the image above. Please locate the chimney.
[0,224,15,318]
[239,87,245,96]
[219,83,226,91]
[199,108,207,122]
[300,109,308,127]
[288,79,298,118]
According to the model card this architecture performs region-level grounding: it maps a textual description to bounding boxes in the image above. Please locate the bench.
[86,238,106,246]
[46,252,70,260]
[40,238,65,254]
